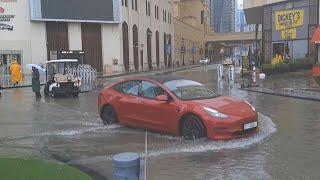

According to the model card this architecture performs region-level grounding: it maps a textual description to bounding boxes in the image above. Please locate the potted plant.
[313,61,320,76]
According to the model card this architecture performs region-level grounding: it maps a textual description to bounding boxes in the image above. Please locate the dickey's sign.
[275,10,304,31]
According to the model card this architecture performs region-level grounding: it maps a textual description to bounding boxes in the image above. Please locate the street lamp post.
[181,38,186,66]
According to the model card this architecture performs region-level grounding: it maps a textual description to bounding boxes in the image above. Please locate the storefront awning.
[311,26,320,44]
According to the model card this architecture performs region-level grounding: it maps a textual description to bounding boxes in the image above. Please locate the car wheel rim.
[183,119,201,140]
[102,107,116,125]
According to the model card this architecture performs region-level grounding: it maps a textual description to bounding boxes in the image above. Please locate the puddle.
[70,113,277,164]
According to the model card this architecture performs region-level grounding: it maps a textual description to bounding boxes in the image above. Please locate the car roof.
[46,59,78,64]
[126,75,192,84]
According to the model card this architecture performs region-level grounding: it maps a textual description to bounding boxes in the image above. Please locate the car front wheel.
[182,115,206,140]
[101,105,117,125]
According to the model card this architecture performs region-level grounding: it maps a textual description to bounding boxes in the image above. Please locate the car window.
[141,81,165,99]
[115,80,140,96]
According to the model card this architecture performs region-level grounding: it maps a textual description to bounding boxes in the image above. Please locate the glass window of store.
[0,52,22,75]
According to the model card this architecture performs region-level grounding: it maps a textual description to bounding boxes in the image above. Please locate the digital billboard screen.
[30,0,120,23]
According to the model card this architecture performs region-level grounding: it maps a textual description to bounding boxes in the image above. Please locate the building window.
[165,10,167,22]
[201,11,204,24]
[163,10,164,21]
[0,52,22,76]
[146,0,148,15]
[132,0,134,10]
[125,0,128,7]
[155,5,157,19]
[157,6,159,19]
[148,2,151,16]
[122,0,124,6]
[135,0,137,11]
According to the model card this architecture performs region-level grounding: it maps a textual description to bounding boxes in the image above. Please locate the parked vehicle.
[44,59,81,97]
[199,58,209,64]
[98,76,258,140]
[223,58,234,66]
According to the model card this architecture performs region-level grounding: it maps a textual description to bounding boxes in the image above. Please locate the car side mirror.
[155,95,168,101]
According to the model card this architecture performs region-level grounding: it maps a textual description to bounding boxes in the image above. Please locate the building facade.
[0,0,173,75]
[262,0,318,63]
[210,0,236,33]
[173,0,210,65]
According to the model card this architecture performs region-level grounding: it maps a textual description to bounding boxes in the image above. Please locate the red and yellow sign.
[275,10,304,31]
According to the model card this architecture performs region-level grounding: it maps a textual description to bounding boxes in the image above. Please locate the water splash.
[71,113,277,165]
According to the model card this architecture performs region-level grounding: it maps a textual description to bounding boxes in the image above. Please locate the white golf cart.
[44,59,81,97]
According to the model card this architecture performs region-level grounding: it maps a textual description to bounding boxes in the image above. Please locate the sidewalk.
[241,70,320,101]
[1,64,203,89]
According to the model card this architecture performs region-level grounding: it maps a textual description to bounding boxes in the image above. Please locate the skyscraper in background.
[210,0,235,33]
[235,0,255,32]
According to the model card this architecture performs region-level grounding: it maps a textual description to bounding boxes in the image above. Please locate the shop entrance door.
[46,22,69,60]
[273,42,285,58]
[81,23,103,72]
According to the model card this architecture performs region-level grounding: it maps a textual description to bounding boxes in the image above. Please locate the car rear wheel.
[101,105,117,125]
[182,115,206,140]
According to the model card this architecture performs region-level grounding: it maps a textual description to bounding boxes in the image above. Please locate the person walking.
[10,60,22,86]
[32,66,41,97]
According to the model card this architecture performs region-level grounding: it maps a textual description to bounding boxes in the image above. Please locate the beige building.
[173,0,210,65]
[0,0,173,75]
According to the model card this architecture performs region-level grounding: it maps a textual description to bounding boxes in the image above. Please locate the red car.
[98,76,258,140]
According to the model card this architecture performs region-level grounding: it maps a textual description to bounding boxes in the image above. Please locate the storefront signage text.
[275,10,304,31]
[0,15,14,21]
[281,28,297,40]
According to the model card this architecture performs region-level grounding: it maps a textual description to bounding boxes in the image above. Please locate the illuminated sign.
[275,10,304,31]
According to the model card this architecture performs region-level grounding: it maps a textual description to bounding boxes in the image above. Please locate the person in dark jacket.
[32,66,41,97]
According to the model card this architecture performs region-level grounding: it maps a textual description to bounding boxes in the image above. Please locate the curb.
[240,87,320,102]
[97,64,202,79]
[1,64,203,90]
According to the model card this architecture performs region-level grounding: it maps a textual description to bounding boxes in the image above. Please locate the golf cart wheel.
[182,115,206,140]
[101,105,118,125]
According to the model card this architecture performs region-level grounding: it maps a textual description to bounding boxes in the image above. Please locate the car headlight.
[204,107,229,119]
[244,100,256,111]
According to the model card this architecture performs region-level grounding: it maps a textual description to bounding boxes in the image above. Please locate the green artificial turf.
[0,158,93,180]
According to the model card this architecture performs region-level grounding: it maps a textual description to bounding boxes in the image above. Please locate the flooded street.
[1,65,320,179]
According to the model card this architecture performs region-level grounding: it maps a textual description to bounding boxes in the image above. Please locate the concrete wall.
[0,0,47,66]
[0,0,174,74]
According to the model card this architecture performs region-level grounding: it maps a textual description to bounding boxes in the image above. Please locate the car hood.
[193,96,255,117]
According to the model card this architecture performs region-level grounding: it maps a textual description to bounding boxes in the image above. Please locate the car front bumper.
[205,114,259,140]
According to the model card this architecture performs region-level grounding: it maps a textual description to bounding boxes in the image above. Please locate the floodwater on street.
[0,65,320,179]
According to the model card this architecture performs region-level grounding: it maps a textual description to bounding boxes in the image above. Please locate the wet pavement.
[242,70,320,101]
[1,65,320,179]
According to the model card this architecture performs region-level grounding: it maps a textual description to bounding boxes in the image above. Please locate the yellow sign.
[281,28,297,40]
[275,10,304,30]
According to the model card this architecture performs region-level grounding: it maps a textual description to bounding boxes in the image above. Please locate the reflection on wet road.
[1,65,320,179]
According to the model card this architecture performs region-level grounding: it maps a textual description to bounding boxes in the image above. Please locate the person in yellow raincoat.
[10,60,22,86]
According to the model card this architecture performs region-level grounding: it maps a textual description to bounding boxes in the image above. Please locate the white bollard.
[217,64,223,81]
[228,65,235,84]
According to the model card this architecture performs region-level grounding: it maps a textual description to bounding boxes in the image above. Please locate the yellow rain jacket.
[10,61,22,83]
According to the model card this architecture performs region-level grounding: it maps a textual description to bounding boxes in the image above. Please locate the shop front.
[262,0,318,63]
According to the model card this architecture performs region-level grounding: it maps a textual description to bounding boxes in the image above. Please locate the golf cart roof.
[46,59,78,64]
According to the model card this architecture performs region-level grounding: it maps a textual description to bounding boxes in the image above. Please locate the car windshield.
[164,79,218,100]
[47,62,78,80]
